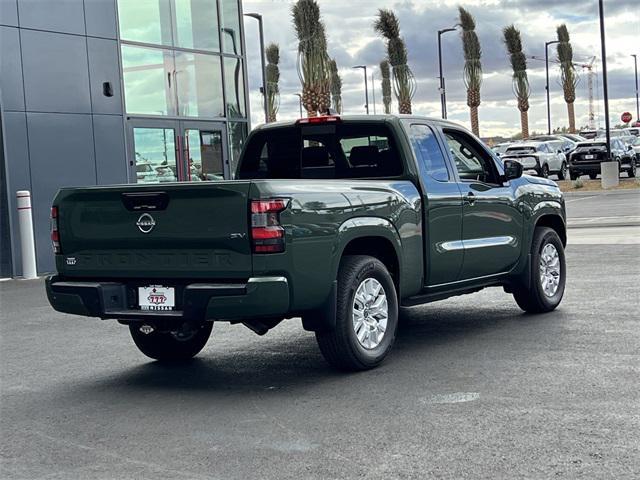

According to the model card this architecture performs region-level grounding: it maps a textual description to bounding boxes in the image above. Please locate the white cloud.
[242,0,640,136]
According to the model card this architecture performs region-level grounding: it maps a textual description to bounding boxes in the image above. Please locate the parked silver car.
[501,141,567,179]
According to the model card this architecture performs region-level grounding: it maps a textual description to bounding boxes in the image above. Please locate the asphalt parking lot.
[1,190,639,479]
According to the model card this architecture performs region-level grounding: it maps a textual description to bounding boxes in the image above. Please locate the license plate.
[138,285,175,311]
[584,154,595,160]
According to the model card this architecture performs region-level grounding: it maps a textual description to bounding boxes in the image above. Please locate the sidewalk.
[567,215,640,228]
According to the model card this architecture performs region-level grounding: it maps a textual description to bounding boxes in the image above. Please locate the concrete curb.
[563,188,639,197]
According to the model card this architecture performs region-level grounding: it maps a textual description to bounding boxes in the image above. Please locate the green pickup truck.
[46,115,566,371]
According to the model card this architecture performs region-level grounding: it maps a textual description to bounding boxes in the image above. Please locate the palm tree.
[265,43,280,123]
[329,59,342,114]
[556,24,578,133]
[374,9,415,114]
[380,60,392,114]
[292,0,331,117]
[503,25,530,139]
[458,7,482,136]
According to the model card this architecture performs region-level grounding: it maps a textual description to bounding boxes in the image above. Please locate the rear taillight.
[251,199,288,254]
[51,206,61,254]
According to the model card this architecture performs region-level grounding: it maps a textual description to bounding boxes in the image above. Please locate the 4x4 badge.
[136,213,156,234]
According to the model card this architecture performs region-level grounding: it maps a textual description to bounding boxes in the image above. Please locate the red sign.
[621,112,632,123]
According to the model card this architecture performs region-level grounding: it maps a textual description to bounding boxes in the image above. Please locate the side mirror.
[503,159,523,181]
[557,149,563,154]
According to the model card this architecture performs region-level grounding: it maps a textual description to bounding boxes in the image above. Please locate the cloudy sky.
[241,0,639,138]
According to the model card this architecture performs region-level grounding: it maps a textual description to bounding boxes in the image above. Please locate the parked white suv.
[501,141,567,179]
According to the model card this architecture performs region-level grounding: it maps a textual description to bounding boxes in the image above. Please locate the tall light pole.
[632,54,639,123]
[294,93,303,118]
[438,27,456,119]
[244,13,268,123]
[371,70,377,114]
[545,40,560,135]
[599,0,611,160]
[353,65,369,114]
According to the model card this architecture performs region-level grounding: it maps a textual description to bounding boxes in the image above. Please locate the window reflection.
[224,57,245,118]
[186,129,224,181]
[174,0,220,51]
[175,52,224,118]
[122,45,176,116]
[220,0,242,55]
[118,0,172,46]
[133,127,178,183]
[228,121,248,175]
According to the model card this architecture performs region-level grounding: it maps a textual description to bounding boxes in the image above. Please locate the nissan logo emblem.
[136,213,156,234]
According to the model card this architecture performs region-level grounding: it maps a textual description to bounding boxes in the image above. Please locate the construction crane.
[530,55,598,130]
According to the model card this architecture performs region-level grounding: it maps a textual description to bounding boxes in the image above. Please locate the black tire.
[129,322,213,361]
[557,162,568,180]
[628,160,637,178]
[541,164,549,178]
[569,170,579,181]
[513,227,566,313]
[589,172,597,180]
[315,255,398,371]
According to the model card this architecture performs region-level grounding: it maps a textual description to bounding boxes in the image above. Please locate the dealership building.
[0,0,251,277]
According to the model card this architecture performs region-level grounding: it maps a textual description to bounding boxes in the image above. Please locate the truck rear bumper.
[45,276,290,323]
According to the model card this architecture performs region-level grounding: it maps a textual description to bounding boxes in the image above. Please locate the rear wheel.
[569,170,579,181]
[513,227,566,313]
[589,172,597,180]
[541,164,550,178]
[129,322,213,361]
[557,162,568,180]
[629,160,637,178]
[315,255,398,371]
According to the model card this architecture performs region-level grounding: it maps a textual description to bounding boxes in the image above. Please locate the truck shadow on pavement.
[56,302,559,401]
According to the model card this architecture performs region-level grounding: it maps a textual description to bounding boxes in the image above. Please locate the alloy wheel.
[352,278,388,349]
[539,243,561,297]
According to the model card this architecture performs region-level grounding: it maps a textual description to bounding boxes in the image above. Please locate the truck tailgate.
[54,182,252,279]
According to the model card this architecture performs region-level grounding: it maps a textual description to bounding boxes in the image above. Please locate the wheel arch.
[535,213,567,247]
[334,218,403,293]
[301,218,404,334]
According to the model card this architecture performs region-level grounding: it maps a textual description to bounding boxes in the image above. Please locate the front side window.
[444,129,501,184]
[408,124,449,182]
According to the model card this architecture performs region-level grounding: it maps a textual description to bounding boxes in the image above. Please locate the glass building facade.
[117,0,250,183]
[0,0,249,277]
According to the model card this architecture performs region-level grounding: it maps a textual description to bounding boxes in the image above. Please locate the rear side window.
[237,123,403,179]
[408,124,449,182]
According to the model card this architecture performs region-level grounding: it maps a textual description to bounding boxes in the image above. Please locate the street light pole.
[353,65,369,114]
[632,54,639,123]
[545,40,560,135]
[244,13,268,123]
[599,0,611,161]
[371,70,377,115]
[438,27,456,119]
[294,93,303,118]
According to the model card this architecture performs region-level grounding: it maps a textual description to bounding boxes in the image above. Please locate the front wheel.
[129,322,213,361]
[628,160,637,178]
[315,255,398,371]
[513,227,566,313]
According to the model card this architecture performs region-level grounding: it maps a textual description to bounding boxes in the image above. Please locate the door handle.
[465,192,476,205]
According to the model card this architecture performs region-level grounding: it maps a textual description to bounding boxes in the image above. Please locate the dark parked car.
[568,138,637,179]
[47,115,567,371]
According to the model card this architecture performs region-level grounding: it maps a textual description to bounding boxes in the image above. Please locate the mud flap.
[301,280,337,333]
